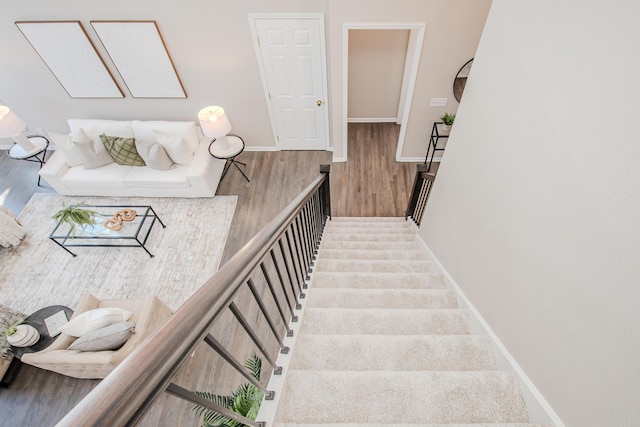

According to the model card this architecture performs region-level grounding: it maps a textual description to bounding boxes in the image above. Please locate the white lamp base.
[215,136,230,150]
[13,133,35,152]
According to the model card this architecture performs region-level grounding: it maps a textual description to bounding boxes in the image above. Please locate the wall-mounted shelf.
[424,121,449,172]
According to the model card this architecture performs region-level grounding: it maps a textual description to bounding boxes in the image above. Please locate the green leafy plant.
[2,321,20,338]
[52,203,99,233]
[192,354,264,427]
[440,112,456,126]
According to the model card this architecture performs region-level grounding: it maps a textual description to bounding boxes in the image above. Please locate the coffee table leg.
[138,238,154,258]
[149,206,166,228]
[49,238,77,257]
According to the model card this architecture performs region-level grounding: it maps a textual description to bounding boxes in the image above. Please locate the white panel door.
[253,17,327,150]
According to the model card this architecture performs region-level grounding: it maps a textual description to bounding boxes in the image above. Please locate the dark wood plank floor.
[0,123,434,426]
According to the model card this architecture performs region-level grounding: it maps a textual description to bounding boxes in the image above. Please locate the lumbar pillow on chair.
[68,322,136,352]
[59,307,133,337]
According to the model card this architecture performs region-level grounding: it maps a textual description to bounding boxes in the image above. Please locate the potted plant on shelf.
[52,204,99,234]
[440,112,456,131]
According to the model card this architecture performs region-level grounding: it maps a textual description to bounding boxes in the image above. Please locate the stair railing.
[406,164,436,226]
[56,165,331,427]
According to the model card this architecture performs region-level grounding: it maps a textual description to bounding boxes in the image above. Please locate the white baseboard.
[414,231,566,427]
[243,146,280,152]
[396,156,432,163]
[332,155,347,162]
[347,117,397,123]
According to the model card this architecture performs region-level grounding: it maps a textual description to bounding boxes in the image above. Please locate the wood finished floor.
[0,123,437,426]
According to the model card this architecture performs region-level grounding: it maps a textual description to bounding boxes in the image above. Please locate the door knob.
[317,100,323,107]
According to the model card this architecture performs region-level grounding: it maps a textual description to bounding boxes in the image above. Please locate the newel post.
[319,164,331,220]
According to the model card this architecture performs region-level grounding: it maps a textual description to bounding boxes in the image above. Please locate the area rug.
[0,194,237,314]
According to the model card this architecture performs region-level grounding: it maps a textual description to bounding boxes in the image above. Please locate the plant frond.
[244,353,262,381]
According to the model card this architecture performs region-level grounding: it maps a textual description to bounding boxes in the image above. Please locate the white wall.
[347,29,408,121]
[0,0,490,158]
[420,1,640,426]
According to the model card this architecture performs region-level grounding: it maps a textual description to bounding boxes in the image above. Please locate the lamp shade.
[198,106,232,138]
[0,106,26,138]
[0,105,35,152]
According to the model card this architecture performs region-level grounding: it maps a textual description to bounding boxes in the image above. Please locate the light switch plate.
[430,98,448,107]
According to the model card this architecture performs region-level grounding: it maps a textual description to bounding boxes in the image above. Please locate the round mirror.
[453,58,473,103]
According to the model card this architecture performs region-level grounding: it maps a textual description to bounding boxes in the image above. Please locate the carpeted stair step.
[301,308,472,335]
[320,240,423,251]
[275,371,529,424]
[306,288,458,309]
[324,227,414,236]
[330,217,407,222]
[312,272,446,289]
[319,248,429,260]
[289,335,496,371]
[315,259,437,273]
[327,221,413,229]
[322,232,417,242]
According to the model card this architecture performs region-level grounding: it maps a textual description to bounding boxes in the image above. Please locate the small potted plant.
[52,203,99,234]
[3,321,40,348]
[440,112,456,131]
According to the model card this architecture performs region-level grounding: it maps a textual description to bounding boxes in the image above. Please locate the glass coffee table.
[49,205,165,258]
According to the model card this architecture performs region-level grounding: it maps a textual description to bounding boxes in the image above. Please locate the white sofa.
[39,119,225,198]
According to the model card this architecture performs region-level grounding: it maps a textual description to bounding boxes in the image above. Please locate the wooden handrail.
[57,167,331,427]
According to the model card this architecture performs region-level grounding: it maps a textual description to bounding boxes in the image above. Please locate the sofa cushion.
[60,307,133,337]
[68,119,134,143]
[73,130,114,170]
[135,140,173,170]
[152,130,194,166]
[61,163,130,189]
[68,322,135,352]
[49,132,84,167]
[125,164,190,188]
[131,120,199,154]
[100,134,145,166]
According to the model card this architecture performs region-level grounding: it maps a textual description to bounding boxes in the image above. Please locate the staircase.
[272,217,553,427]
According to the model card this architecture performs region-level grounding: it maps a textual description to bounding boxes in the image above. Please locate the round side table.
[7,134,50,187]
[10,305,73,360]
[208,134,250,183]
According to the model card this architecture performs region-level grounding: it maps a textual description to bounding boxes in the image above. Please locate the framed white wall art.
[15,21,124,98]
[91,21,186,98]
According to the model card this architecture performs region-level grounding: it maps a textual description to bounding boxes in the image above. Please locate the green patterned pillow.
[100,134,146,166]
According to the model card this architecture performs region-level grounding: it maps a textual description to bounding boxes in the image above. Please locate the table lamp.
[0,105,35,152]
[198,106,232,150]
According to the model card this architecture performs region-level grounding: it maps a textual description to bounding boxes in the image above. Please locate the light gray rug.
[0,194,237,313]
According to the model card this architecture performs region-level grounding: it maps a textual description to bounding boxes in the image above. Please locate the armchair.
[21,294,172,379]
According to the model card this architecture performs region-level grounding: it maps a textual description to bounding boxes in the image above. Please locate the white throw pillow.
[48,131,84,167]
[72,128,115,170]
[135,139,174,170]
[153,130,194,166]
[132,120,199,153]
[59,307,133,337]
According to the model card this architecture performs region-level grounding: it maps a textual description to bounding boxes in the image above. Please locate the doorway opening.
[341,24,425,162]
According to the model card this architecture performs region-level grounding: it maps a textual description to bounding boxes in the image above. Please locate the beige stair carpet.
[274,217,552,427]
